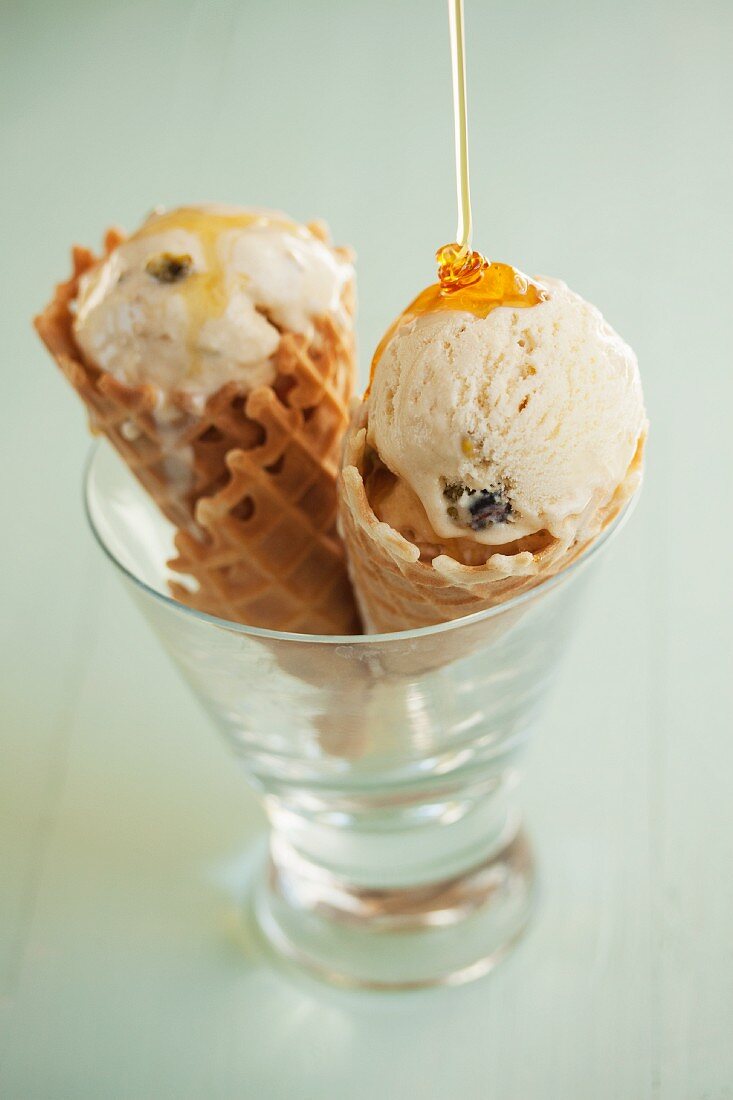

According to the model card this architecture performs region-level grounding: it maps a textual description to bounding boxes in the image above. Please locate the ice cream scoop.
[367,275,646,550]
[73,204,353,400]
[338,255,646,632]
[36,205,360,633]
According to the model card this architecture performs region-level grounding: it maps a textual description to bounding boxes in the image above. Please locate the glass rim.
[83,441,638,647]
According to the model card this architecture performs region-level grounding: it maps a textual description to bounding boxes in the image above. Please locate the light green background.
[1,1,732,1096]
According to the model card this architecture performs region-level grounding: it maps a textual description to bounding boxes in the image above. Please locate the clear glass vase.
[85,442,634,990]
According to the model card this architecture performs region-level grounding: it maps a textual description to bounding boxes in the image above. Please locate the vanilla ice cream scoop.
[367,275,646,547]
[73,204,353,399]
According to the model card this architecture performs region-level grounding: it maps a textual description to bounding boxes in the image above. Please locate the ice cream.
[339,257,646,632]
[368,275,645,551]
[73,204,353,401]
[36,204,361,633]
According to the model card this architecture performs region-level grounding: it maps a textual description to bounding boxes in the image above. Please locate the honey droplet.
[436,243,486,290]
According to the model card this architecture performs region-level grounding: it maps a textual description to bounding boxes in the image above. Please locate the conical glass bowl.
[85,442,634,989]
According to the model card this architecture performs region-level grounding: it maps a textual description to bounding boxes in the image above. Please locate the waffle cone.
[339,402,644,634]
[35,232,361,634]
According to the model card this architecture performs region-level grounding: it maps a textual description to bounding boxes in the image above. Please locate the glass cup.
[85,443,634,990]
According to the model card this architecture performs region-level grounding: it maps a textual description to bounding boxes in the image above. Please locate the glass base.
[254,828,535,990]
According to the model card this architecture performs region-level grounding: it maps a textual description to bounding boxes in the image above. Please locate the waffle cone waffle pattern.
[35,232,361,634]
[339,402,644,633]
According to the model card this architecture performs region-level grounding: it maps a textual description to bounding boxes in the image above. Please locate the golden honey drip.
[135,207,302,376]
[368,248,548,389]
[367,2,548,393]
[449,0,472,257]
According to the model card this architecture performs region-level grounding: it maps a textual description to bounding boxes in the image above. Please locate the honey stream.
[368,1,547,391]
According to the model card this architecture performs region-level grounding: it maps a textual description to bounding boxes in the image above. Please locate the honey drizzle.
[135,207,303,376]
[369,255,547,385]
[367,0,548,393]
[449,0,472,257]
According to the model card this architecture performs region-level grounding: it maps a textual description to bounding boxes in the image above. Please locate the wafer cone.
[339,402,644,635]
[35,232,361,634]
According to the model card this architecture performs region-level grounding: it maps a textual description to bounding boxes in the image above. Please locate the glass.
[85,442,635,990]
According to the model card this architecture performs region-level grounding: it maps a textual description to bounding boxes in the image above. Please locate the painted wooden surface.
[1,1,731,1096]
